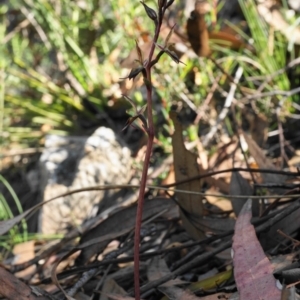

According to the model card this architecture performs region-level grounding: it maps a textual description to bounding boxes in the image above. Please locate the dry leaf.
[201,172,230,194]
[106,295,138,300]
[208,140,240,177]
[187,1,250,58]
[242,133,300,250]
[272,252,300,274]
[243,132,286,189]
[186,0,211,57]
[259,206,300,250]
[188,269,232,293]
[190,215,235,233]
[170,111,205,240]
[13,241,36,279]
[205,186,232,211]
[193,293,232,300]
[77,198,175,264]
[280,285,300,300]
[158,286,201,300]
[244,109,268,147]
[147,257,186,288]
[228,292,239,300]
[100,278,127,300]
[209,31,250,51]
[74,292,90,300]
[0,266,49,300]
[229,172,258,217]
[232,199,281,300]
[0,200,47,235]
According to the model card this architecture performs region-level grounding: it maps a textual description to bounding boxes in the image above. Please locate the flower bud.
[141,1,157,22]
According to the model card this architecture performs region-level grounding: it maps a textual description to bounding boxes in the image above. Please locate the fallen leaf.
[161,164,176,196]
[158,286,201,300]
[0,203,44,236]
[13,241,36,279]
[209,31,250,51]
[188,269,233,293]
[243,109,268,147]
[280,285,300,300]
[0,185,135,236]
[208,140,241,178]
[170,111,205,240]
[74,292,90,300]
[0,266,49,300]
[205,186,232,212]
[272,252,300,274]
[186,0,210,57]
[243,132,286,190]
[228,292,239,300]
[200,172,229,195]
[188,215,235,234]
[232,199,281,300]
[187,2,250,58]
[100,278,127,300]
[107,263,147,287]
[77,198,175,264]
[243,133,300,250]
[147,257,186,287]
[259,206,300,250]
[229,172,258,217]
[193,293,233,300]
[106,295,138,300]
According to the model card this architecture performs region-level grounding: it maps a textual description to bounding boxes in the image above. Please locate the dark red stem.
[133,9,165,300]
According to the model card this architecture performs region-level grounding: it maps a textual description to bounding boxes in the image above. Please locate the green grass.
[1,0,144,147]
[0,175,28,256]
[238,0,291,113]
[1,0,296,149]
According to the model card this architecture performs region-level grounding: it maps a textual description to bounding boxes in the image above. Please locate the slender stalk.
[133,134,154,300]
[133,5,166,299]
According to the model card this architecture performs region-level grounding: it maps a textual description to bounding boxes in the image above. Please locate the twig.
[194,74,221,125]
[242,86,300,102]
[20,6,51,49]
[36,198,300,290]
[251,57,300,92]
[202,66,243,147]
[137,198,300,296]
[276,105,289,168]
[3,18,30,44]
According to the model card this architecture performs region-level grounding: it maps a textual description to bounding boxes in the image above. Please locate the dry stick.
[3,18,30,44]
[231,105,257,186]
[138,198,300,297]
[19,6,51,49]
[256,57,300,93]
[276,105,289,168]
[36,195,299,293]
[42,197,298,286]
[205,56,257,183]
[210,56,300,103]
[65,209,165,297]
[68,240,134,298]
[242,86,300,102]
[194,74,221,125]
[202,66,243,147]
